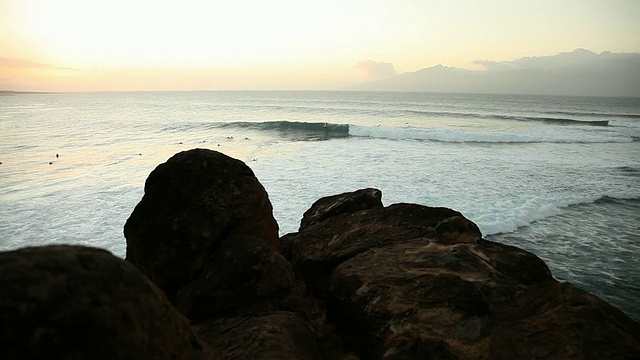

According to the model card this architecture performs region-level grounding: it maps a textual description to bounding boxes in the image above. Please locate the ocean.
[1,90,639,320]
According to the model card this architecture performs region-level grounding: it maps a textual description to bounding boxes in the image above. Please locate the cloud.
[356,60,397,79]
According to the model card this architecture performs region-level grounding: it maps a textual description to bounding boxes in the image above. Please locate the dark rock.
[434,215,482,244]
[0,245,220,360]
[300,188,383,231]
[176,235,295,320]
[282,189,640,359]
[195,311,328,360]
[488,282,640,359]
[282,202,464,297]
[124,149,279,300]
[123,149,342,358]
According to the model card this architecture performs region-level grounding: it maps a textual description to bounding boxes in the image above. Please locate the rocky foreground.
[2,149,639,359]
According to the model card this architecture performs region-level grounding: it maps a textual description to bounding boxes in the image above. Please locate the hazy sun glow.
[1,0,639,91]
[9,0,361,67]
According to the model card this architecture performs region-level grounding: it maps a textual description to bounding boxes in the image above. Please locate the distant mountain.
[356,49,640,97]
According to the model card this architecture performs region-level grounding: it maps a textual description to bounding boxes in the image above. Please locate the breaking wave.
[164,120,634,144]
[348,124,632,144]
[403,110,611,126]
[480,195,640,236]
[215,120,349,139]
[541,110,640,119]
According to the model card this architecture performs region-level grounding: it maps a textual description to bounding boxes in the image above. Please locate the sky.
[1,0,639,92]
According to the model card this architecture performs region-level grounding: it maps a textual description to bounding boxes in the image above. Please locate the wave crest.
[480,195,640,236]
[404,110,611,126]
[348,125,632,144]
[165,120,634,144]
[217,121,349,139]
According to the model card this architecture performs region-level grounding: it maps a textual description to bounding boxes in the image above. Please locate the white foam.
[348,124,634,144]
[472,196,591,236]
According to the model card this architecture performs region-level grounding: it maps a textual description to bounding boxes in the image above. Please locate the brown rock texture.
[123,149,336,359]
[195,311,329,360]
[282,202,465,296]
[175,234,294,320]
[282,189,640,359]
[300,188,383,231]
[435,215,482,244]
[124,148,280,300]
[0,245,219,360]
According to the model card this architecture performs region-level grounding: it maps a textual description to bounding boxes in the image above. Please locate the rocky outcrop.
[0,245,219,360]
[123,149,340,359]
[3,149,639,359]
[175,234,294,320]
[282,190,640,359]
[299,188,383,231]
[195,312,330,360]
[124,149,280,301]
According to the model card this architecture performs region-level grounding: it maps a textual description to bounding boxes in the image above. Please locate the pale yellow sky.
[1,0,639,91]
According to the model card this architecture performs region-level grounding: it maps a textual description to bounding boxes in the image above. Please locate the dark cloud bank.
[356,49,640,97]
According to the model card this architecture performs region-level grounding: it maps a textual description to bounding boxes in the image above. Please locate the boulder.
[487,282,640,359]
[434,215,482,244]
[123,149,342,358]
[282,189,640,359]
[124,149,280,301]
[195,311,330,360]
[282,202,465,297]
[300,188,383,231]
[175,235,294,320]
[0,245,220,360]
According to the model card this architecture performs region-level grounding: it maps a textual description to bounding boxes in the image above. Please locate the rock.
[0,245,220,360]
[487,282,640,359]
[434,215,482,244]
[124,148,279,300]
[300,188,383,231]
[124,149,343,358]
[14,148,636,360]
[175,235,295,320]
[195,311,328,360]
[282,202,464,296]
[282,189,640,359]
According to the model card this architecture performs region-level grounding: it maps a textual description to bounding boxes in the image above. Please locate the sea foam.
[348,124,634,144]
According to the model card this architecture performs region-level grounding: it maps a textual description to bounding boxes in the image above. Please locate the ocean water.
[1,91,639,320]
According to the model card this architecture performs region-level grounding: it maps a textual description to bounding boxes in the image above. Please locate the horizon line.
[2,89,639,99]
